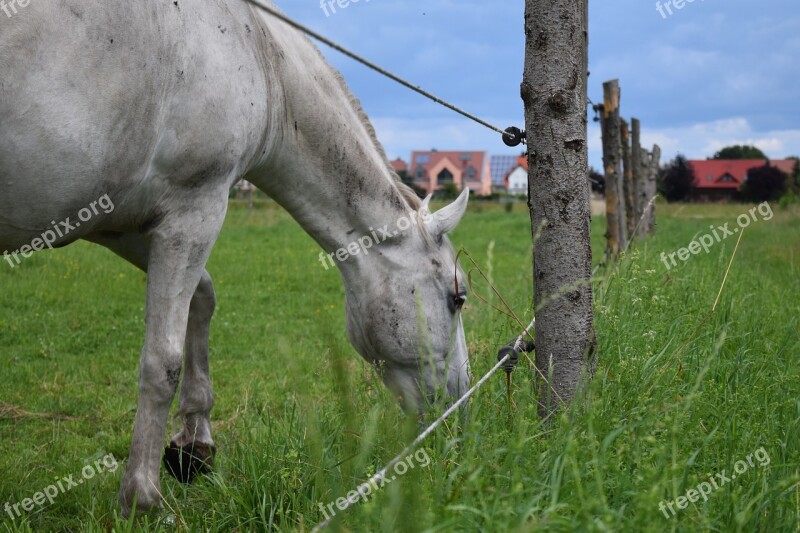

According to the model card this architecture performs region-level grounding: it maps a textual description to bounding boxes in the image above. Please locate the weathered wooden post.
[631,118,660,237]
[631,118,644,238]
[599,79,627,259]
[523,0,596,416]
[643,145,661,234]
[621,119,636,240]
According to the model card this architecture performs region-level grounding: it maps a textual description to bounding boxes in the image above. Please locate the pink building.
[409,150,492,196]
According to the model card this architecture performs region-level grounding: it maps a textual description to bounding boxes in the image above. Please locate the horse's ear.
[420,194,433,215]
[427,188,469,237]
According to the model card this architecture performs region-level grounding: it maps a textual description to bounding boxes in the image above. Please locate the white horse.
[0,0,470,516]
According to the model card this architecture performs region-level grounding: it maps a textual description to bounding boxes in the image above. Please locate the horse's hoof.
[162,441,216,483]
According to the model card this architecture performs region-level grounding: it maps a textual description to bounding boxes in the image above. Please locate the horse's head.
[343,189,471,412]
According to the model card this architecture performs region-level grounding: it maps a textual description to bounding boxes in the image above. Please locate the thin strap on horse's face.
[454,248,464,302]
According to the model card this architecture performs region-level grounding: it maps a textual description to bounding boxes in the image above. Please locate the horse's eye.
[453,293,467,308]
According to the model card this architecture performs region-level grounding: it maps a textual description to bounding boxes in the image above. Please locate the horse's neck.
[248,24,413,256]
[253,111,410,257]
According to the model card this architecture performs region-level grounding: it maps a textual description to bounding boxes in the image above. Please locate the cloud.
[589,118,800,168]
[275,0,800,169]
[374,115,800,173]
[372,117,525,162]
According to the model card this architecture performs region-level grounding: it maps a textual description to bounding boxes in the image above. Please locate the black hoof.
[162,442,216,484]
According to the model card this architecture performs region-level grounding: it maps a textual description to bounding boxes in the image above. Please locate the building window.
[437,169,454,183]
[415,166,425,179]
[706,175,713,182]
[416,154,430,165]
[459,152,472,161]
[465,166,478,181]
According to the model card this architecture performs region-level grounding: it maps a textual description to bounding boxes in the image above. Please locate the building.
[504,156,529,195]
[409,150,492,196]
[690,159,795,202]
[490,154,520,189]
[390,158,408,175]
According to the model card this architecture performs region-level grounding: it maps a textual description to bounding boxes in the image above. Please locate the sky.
[276,0,799,171]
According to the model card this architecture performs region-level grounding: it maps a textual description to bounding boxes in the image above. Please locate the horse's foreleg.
[164,270,217,483]
[117,209,225,517]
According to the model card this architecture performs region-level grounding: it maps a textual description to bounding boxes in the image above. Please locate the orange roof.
[690,159,795,190]
[507,156,528,175]
[503,156,529,187]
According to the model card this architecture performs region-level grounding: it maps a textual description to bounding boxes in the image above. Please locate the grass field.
[1,200,798,532]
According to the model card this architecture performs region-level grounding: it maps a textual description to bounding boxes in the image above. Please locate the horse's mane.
[330,71,423,212]
[252,3,423,211]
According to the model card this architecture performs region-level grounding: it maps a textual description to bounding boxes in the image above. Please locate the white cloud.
[374,116,800,171]
[639,118,800,162]
[588,117,800,168]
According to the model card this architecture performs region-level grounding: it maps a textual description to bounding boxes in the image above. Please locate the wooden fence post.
[643,145,661,234]
[600,79,626,259]
[631,118,645,238]
[621,119,636,240]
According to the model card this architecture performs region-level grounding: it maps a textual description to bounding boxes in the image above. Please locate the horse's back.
[0,1,272,248]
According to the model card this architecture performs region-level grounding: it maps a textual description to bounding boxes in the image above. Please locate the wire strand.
[243,0,522,144]
[310,318,535,532]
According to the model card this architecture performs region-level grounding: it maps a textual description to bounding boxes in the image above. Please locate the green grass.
[1,200,798,532]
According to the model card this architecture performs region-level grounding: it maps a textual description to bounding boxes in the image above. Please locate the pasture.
[1,200,798,532]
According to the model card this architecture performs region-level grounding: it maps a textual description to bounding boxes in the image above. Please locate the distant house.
[690,159,794,202]
[390,158,408,174]
[490,154,519,190]
[410,150,492,196]
[504,156,528,195]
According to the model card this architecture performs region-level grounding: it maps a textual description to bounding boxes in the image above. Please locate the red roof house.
[410,150,492,196]
[390,158,408,174]
[503,156,529,195]
[689,159,795,202]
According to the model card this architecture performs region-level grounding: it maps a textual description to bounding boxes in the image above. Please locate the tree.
[739,163,787,202]
[712,145,767,160]
[523,0,595,417]
[659,154,696,202]
[397,169,427,198]
[790,157,800,194]
[439,182,460,199]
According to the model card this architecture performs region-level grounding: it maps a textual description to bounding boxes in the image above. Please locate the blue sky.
[276,0,799,170]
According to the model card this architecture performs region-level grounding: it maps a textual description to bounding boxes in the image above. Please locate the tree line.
[659,145,800,203]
